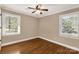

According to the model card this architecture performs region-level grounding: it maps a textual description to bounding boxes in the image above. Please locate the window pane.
[62,15,78,34]
[59,13,79,38]
[6,16,18,33]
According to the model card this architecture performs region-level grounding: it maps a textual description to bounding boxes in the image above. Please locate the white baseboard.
[1,36,38,47]
[2,36,79,51]
[39,36,79,51]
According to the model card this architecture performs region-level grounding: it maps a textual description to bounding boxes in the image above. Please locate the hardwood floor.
[0,38,79,54]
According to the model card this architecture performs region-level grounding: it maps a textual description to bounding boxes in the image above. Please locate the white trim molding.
[1,36,79,51]
[38,36,79,51]
[2,12,21,36]
[59,12,79,39]
[1,36,38,47]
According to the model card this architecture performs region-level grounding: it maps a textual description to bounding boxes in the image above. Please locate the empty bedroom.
[0,4,79,54]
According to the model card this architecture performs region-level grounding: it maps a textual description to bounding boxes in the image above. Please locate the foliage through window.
[2,12,21,35]
[59,12,79,38]
[6,16,18,32]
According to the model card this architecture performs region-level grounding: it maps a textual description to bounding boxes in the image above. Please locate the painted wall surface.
[0,8,1,40]
[1,7,79,50]
[2,9,38,44]
[0,8,1,50]
[39,7,79,49]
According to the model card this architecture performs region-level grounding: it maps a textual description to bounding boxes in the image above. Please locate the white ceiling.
[0,4,79,18]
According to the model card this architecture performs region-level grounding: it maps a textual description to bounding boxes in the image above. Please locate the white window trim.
[2,12,21,36]
[59,12,79,39]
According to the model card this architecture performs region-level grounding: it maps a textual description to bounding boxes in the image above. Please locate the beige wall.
[39,7,79,49]
[1,7,79,49]
[0,8,1,50]
[0,8,1,40]
[2,9,38,44]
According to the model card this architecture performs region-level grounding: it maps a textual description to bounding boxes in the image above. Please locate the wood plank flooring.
[0,38,79,54]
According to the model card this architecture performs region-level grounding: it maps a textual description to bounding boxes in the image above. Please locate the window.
[59,12,79,39]
[2,12,21,35]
